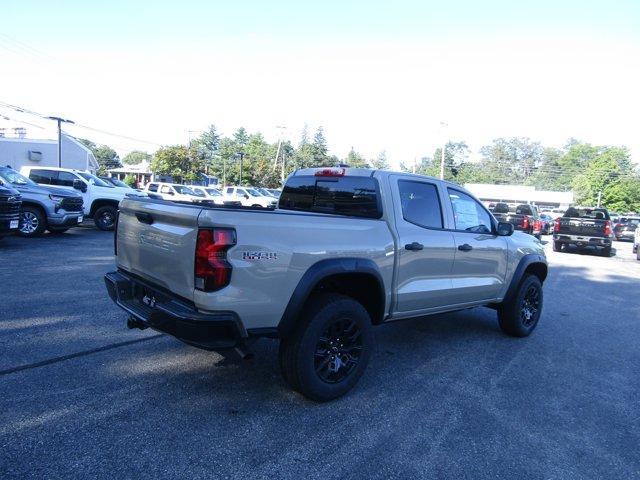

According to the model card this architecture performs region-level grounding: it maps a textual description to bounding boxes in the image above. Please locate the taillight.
[533,220,541,232]
[315,168,346,177]
[604,220,612,237]
[553,218,561,233]
[195,228,236,291]
[521,217,529,229]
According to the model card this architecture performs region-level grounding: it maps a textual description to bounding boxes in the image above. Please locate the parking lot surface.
[1,227,639,479]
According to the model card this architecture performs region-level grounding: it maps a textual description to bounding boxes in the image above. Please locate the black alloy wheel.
[520,284,541,327]
[314,318,363,384]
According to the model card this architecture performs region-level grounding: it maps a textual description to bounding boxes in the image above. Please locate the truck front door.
[445,188,508,304]
[391,175,457,313]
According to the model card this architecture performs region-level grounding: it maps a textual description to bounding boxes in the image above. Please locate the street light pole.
[46,116,75,168]
[439,121,448,180]
[236,151,245,185]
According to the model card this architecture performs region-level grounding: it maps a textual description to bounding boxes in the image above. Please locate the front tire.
[279,293,373,402]
[553,240,562,252]
[498,274,543,337]
[93,205,117,231]
[18,206,46,237]
[601,246,612,257]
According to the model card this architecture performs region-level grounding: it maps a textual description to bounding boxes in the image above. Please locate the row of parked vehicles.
[0,165,283,240]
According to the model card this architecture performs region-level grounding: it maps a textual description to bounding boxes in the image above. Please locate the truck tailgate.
[558,218,606,237]
[116,198,202,301]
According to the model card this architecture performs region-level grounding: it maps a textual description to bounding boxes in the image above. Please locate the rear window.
[564,207,610,220]
[515,204,533,215]
[279,176,381,218]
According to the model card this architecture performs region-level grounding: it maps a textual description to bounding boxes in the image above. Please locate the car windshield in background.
[205,188,221,196]
[492,203,510,214]
[174,185,197,195]
[110,178,130,188]
[564,207,610,220]
[246,188,262,197]
[515,205,534,215]
[77,172,113,188]
[0,168,37,186]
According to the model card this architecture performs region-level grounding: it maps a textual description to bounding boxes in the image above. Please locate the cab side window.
[54,171,78,187]
[398,180,443,229]
[448,189,492,233]
[160,185,172,194]
[29,169,57,185]
[147,183,158,192]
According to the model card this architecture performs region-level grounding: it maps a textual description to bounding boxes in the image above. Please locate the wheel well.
[20,201,46,216]
[90,199,119,217]
[524,262,547,283]
[308,273,384,324]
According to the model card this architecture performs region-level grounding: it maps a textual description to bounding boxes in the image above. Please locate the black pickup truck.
[0,184,22,239]
[490,203,542,239]
[552,206,613,256]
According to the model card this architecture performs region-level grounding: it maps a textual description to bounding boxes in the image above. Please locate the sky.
[1,0,639,168]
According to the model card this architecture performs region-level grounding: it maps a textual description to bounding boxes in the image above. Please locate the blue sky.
[1,1,639,164]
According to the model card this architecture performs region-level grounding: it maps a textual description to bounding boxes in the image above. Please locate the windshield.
[78,172,113,187]
[246,188,262,197]
[205,188,222,196]
[564,207,610,220]
[108,177,131,188]
[174,185,197,195]
[0,168,37,186]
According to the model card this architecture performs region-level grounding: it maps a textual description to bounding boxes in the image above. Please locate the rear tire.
[278,293,373,402]
[93,205,117,231]
[18,206,46,238]
[636,248,639,261]
[552,240,562,252]
[601,246,612,257]
[498,274,543,337]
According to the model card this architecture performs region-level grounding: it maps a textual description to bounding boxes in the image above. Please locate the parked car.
[552,206,612,256]
[223,186,277,208]
[254,187,277,198]
[105,167,547,401]
[491,203,543,238]
[538,213,554,235]
[634,226,640,260]
[21,166,146,231]
[188,186,242,207]
[266,188,282,197]
[0,183,21,239]
[613,217,639,242]
[0,166,83,237]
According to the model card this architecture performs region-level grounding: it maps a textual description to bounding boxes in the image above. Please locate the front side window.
[160,185,172,194]
[55,171,79,187]
[448,189,492,233]
[226,188,233,195]
[398,180,443,229]
[147,183,158,192]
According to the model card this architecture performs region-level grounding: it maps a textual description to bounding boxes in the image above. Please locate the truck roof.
[292,166,452,186]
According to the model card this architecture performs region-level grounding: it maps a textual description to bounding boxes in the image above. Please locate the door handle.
[135,212,154,225]
[458,243,473,251]
[405,242,424,251]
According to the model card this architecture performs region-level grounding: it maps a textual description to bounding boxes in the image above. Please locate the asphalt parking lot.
[1,227,639,479]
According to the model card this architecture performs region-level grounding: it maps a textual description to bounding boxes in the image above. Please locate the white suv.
[188,186,242,207]
[223,186,277,208]
[20,166,145,231]
[145,182,210,204]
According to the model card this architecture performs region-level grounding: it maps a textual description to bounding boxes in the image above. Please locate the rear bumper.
[553,234,611,247]
[104,270,247,350]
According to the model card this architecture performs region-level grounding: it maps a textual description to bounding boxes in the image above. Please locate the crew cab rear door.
[390,175,457,312]
[116,198,202,301]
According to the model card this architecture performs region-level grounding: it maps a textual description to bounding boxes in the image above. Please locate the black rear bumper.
[104,270,247,350]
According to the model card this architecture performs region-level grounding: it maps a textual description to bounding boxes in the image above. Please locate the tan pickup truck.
[105,167,547,401]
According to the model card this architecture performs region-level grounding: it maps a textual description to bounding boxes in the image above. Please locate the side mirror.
[73,179,87,193]
[244,194,249,199]
[496,222,514,236]
[167,191,174,195]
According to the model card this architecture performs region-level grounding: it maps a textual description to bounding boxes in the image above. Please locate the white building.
[107,160,154,187]
[0,135,99,172]
[464,183,574,210]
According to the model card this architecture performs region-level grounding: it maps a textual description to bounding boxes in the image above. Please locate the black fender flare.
[502,254,547,304]
[277,257,385,337]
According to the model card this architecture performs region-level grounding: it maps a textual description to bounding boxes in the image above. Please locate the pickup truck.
[552,206,613,256]
[0,183,21,239]
[491,203,542,239]
[0,166,84,237]
[105,167,548,401]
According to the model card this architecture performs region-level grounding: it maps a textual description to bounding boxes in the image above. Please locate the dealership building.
[0,135,99,172]
[464,183,574,210]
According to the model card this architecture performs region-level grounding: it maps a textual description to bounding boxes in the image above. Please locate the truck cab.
[20,166,146,231]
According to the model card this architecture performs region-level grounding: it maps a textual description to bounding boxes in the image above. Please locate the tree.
[233,127,249,147]
[151,145,205,182]
[77,138,121,174]
[370,150,390,170]
[479,137,544,184]
[311,126,332,167]
[123,174,137,187]
[344,147,369,168]
[122,150,152,165]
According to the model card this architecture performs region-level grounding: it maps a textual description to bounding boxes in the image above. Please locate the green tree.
[344,147,369,168]
[123,174,137,187]
[151,145,204,182]
[233,127,249,147]
[311,126,332,167]
[478,137,544,184]
[122,150,152,165]
[371,150,390,170]
[77,138,121,174]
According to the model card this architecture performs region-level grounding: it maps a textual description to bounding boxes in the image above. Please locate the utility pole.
[273,125,286,172]
[439,121,448,180]
[46,116,74,168]
[236,151,245,185]
[281,148,286,183]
